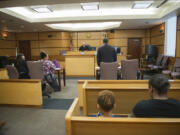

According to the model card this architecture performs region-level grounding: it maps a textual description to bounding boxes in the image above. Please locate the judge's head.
[148,74,170,99]
[97,90,115,115]
[103,38,108,44]
[40,52,48,60]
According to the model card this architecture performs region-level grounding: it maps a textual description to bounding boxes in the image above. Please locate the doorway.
[127,38,142,59]
[18,40,31,60]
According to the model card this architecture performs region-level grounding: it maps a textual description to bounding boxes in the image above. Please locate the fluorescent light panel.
[31,6,52,13]
[132,1,153,9]
[45,22,121,31]
[81,2,99,10]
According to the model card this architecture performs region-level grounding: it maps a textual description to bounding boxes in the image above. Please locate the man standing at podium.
[97,38,117,66]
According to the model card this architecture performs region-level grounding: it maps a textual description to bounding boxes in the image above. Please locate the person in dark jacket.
[97,38,117,66]
[15,53,30,79]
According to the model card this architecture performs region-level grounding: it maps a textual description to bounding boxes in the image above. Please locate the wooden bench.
[0,68,9,79]
[80,80,180,115]
[0,79,42,106]
[65,98,180,135]
[78,80,180,108]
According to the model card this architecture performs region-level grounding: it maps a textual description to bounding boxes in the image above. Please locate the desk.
[55,67,66,91]
[65,51,127,77]
[65,52,96,76]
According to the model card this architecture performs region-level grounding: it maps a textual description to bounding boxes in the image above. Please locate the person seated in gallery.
[97,38,117,66]
[15,53,30,79]
[97,90,115,117]
[79,42,91,51]
[40,52,59,92]
[132,74,180,118]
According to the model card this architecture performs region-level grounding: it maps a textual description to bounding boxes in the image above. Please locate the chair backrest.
[5,65,19,79]
[161,56,169,68]
[155,54,164,66]
[27,61,44,80]
[121,59,139,80]
[174,58,180,72]
[100,62,119,80]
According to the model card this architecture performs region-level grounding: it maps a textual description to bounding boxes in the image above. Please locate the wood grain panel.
[39,32,62,40]
[31,41,39,49]
[114,30,145,38]
[0,33,16,40]
[61,32,70,39]
[0,80,42,106]
[0,49,16,56]
[71,32,78,39]
[16,32,38,40]
[78,40,101,47]
[151,35,164,45]
[176,30,180,57]
[39,40,69,47]
[78,32,102,39]
[31,49,40,56]
[65,55,95,76]
[109,39,127,46]
[0,40,16,48]
[40,48,69,55]
[157,46,164,54]
[151,24,165,36]
[0,69,9,79]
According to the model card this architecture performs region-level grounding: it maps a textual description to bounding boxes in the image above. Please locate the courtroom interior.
[0,0,180,135]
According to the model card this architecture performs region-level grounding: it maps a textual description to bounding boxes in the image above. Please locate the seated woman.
[15,53,30,79]
[97,90,115,117]
[40,52,59,91]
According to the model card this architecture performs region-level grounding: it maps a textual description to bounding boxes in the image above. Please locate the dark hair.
[103,38,108,44]
[97,90,115,112]
[40,52,47,59]
[17,53,24,61]
[149,74,170,95]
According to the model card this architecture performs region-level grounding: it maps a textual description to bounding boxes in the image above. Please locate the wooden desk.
[0,68,9,79]
[65,52,96,76]
[55,67,66,91]
[65,51,127,77]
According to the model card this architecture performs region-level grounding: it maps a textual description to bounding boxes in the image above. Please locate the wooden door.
[18,40,31,60]
[128,38,142,59]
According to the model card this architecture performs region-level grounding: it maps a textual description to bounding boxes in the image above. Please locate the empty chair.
[147,54,164,68]
[100,62,119,80]
[5,65,19,79]
[121,59,139,80]
[27,61,50,98]
[163,58,180,79]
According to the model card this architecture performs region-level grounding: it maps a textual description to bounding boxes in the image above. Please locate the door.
[127,38,142,59]
[18,40,31,60]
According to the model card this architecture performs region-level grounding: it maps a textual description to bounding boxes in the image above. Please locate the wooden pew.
[0,79,42,106]
[80,80,180,115]
[78,80,180,108]
[66,98,180,135]
[0,68,9,79]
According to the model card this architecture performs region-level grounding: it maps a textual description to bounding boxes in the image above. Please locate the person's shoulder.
[167,98,180,105]
[133,100,153,111]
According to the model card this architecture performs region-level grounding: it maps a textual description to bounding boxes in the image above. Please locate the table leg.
[57,70,61,91]
[63,68,66,86]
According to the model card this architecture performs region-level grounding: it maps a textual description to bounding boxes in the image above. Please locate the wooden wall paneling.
[16,32,38,40]
[77,40,101,47]
[0,40,16,48]
[151,24,165,36]
[151,35,164,45]
[77,32,102,39]
[39,32,62,40]
[114,30,145,38]
[176,30,180,57]
[109,39,127,46]
[0,49,16,56]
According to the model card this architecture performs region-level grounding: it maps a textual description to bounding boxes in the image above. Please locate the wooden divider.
[78,80,180,108]
[0,68,9,79]
[77,80,180,115]
[0,79,42,106]
[65,98,180,135]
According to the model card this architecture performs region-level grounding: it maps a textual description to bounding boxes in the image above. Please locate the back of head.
[40,52,47,59]
[17,53,24,60]
[97,90,115,112]
[149,74,170,96]
[103,38,108,44]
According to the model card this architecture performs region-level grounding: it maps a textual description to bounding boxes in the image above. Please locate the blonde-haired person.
[97,90,115,117]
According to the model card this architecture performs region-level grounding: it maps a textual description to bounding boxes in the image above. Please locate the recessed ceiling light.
[31,5,52,13]
[81,2,99,11]
[132,1,154,9]
[45,22,121,31]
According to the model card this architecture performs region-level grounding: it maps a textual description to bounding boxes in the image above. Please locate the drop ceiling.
[0,0,180,32]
